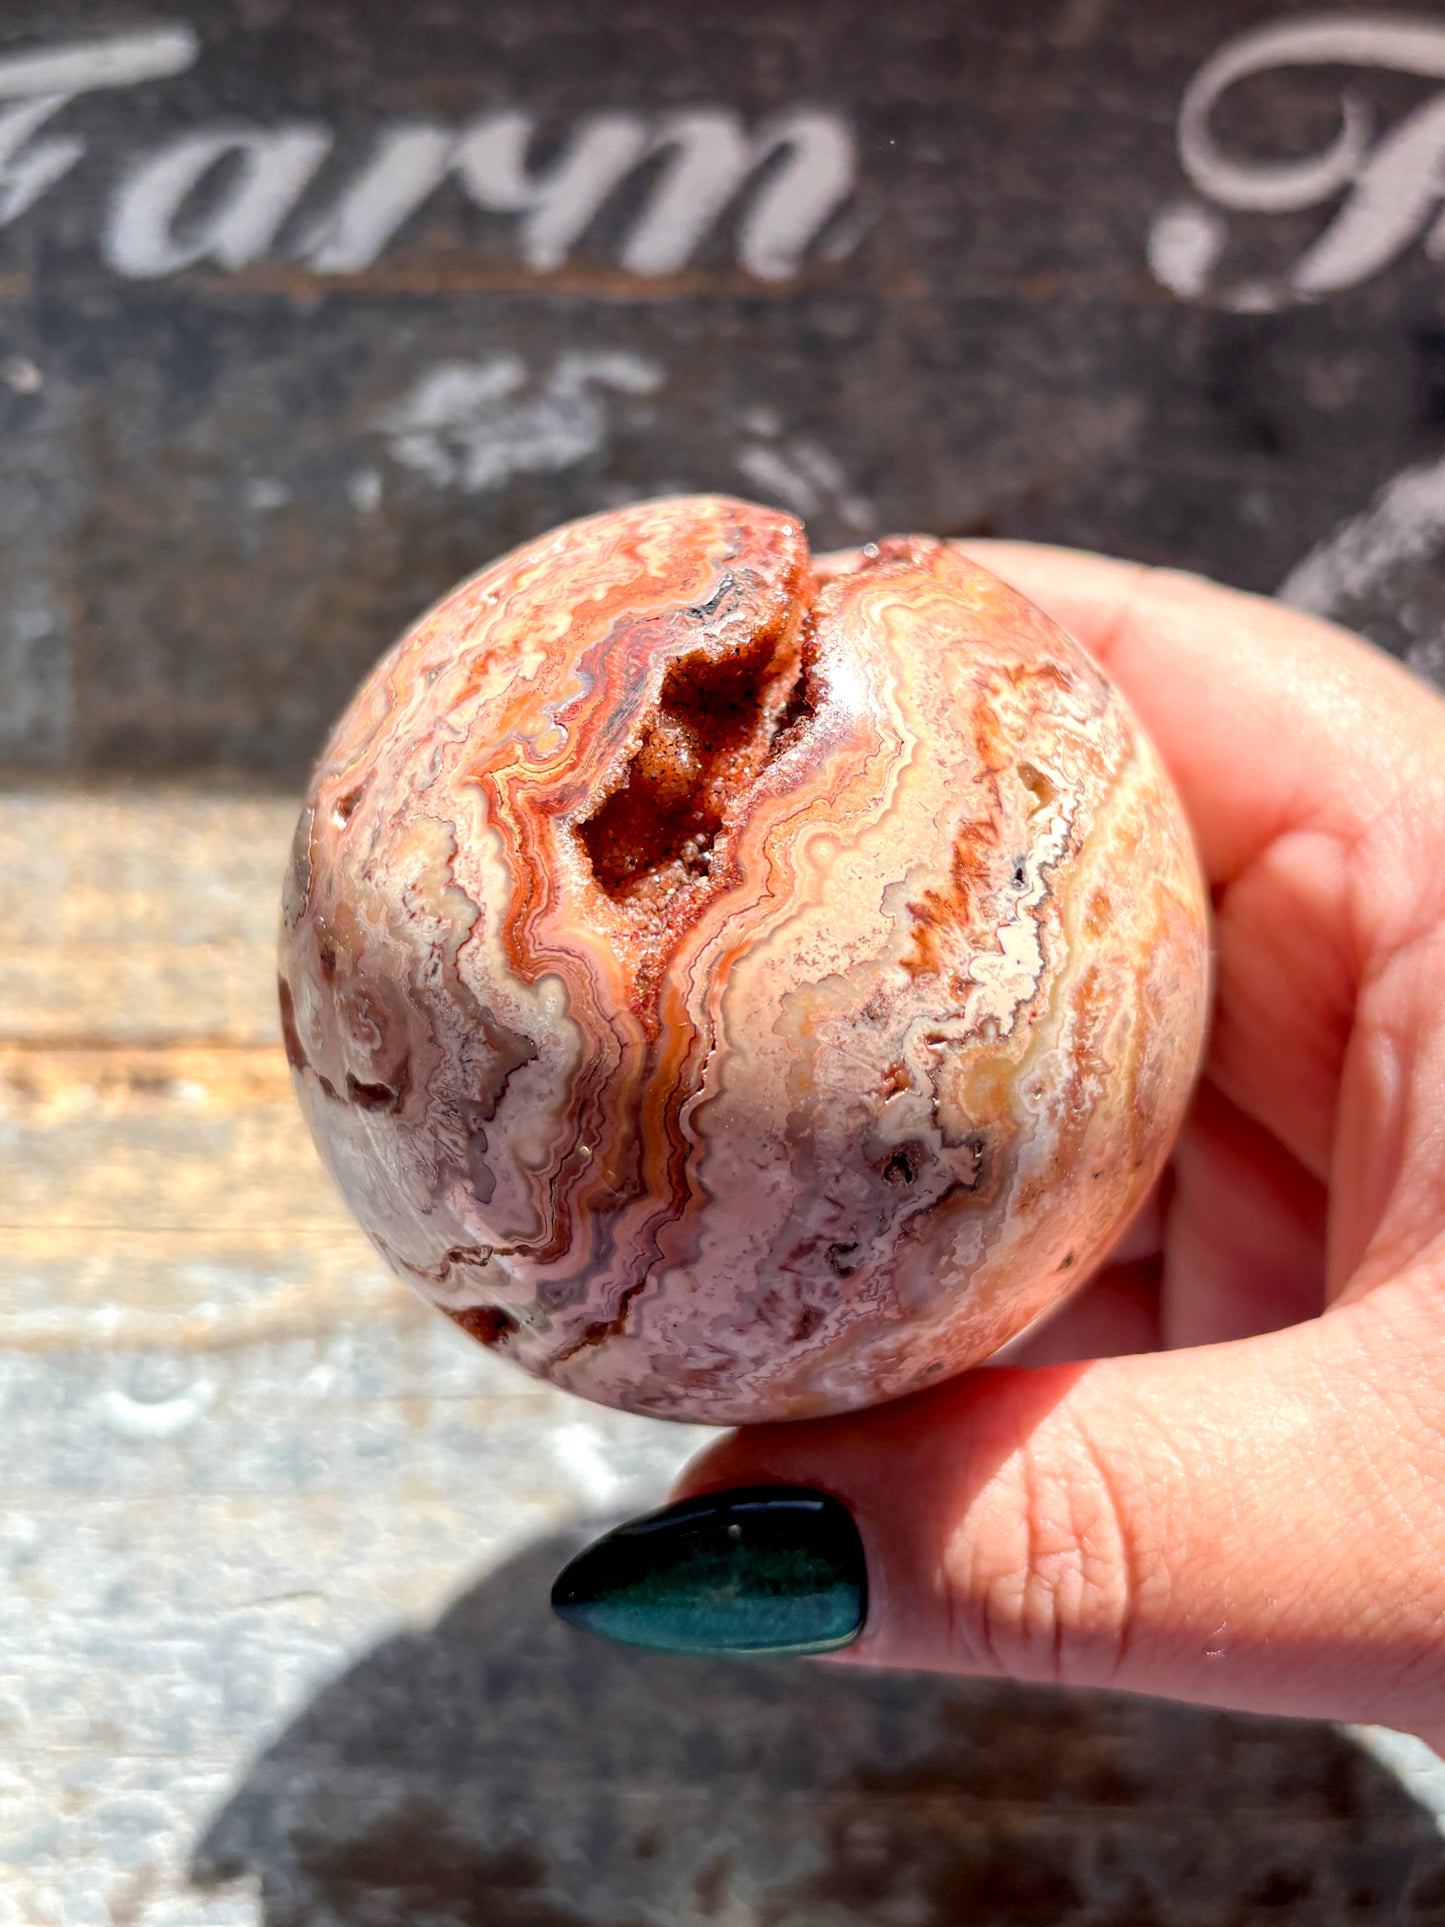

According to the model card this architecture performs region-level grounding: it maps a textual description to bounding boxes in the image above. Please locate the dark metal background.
[2,0,1443,776]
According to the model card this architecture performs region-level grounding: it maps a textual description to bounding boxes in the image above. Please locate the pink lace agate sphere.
[279,497,1209,1423]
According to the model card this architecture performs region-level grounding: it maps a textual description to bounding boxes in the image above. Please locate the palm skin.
[676,544,1445,1743]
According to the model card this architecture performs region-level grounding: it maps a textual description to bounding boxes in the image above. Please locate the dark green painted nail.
[551,1485,867,1658]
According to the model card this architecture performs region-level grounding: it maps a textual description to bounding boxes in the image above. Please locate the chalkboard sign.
[3,0,1445,779]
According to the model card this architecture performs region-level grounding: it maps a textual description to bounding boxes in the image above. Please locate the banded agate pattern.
[279,497,1209,1423]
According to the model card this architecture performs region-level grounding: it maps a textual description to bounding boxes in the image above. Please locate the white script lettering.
[0,25,857,284]
[1154,14,1445,307]
[107,125,332,275]
[374,352,664,492]
[0,27,197,226]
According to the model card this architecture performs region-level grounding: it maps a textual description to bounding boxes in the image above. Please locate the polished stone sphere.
[279,497,1209,1422]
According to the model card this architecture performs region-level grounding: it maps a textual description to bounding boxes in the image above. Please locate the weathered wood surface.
[7,0,1445,1916]
[0,789,709,1924]
[5,0,1445,778]
[6,787,1445,1925]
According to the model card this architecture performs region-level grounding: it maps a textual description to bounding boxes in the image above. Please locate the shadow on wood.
[190,1528,1445,1926]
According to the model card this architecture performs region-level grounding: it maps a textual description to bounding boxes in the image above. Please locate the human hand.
[552,544,1445,1745]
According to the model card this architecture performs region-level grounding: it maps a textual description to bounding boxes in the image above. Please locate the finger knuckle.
[943,1412,1148,1687]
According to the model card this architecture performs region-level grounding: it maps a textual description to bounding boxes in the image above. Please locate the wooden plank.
[0,792,293,1048]
[6,786,1445,1927]
[0,1046,344,1235]
[0,953,280,1048]
[2,2,1445,780]
[0,786,706,1924]
[0,793,294,952]
[0,794,390,1357]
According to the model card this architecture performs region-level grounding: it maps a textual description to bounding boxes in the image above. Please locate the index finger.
[954,542,1445,891]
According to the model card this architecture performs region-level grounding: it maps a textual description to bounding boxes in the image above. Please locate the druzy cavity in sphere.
[279,497,1209,1423]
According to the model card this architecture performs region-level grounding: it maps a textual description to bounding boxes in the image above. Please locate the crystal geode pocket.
[279,496,1209,1423]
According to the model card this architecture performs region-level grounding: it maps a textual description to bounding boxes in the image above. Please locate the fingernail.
[550,1485,867,1658]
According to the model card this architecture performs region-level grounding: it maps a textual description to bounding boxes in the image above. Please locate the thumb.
[670,1275,1445,1731]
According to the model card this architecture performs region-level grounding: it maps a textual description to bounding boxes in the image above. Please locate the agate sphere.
[279,496,1209,1423]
